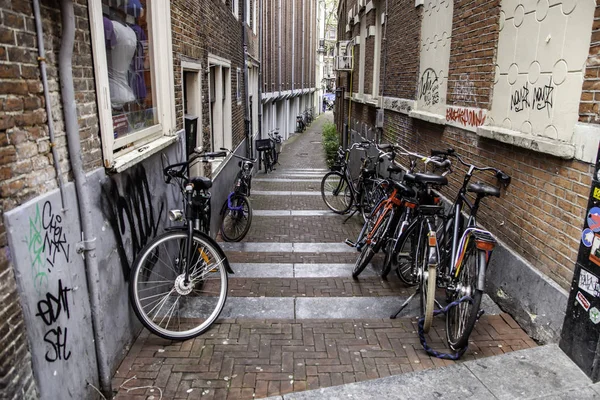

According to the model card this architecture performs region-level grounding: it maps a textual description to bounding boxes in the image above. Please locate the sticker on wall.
[589,234,600,267]
[577,291,591,312]
[594,187,600,201]
[587,207,600,232]
[590,307,600,325]
[579,269,600,298]
[582,228,594,247]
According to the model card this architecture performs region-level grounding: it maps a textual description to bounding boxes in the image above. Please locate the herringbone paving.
[113,113,536,399]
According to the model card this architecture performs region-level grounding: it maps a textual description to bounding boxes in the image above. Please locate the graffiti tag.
[418,68,439,106]
[101,165,165,280]
[446,106,487,128]
[510,82,554,117]
[35,279,72,363]
[452,73,477,105]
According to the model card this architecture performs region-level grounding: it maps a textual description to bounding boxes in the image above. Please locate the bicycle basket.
[255,138,274,151]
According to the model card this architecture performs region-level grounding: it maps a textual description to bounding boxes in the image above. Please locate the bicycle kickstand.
[390,287,419,319]
[343,208,359,224]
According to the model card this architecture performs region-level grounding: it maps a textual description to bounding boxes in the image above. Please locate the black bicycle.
[220,148,255,242]
[129,150,234,340]
[255,137,275,173]
[268,129,282,165]
[321,141,386,222]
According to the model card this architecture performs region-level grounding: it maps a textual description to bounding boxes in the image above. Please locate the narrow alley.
[111,113,535,400]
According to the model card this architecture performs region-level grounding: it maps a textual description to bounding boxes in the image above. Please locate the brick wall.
[171,0,251,154]
[336,0,598,290]
[447,0,500,108]
[1,0,101,398]
[380,0,420,100]
[579,2,600,123]
[363,10,375,96]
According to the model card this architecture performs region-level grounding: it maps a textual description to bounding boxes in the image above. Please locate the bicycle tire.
[220,195,253,242]
[382,212,411,280]
[421,265,436,333]
[321,171,353,214]
[392,220,419,284]
[352,209,391,279]
[129,230,229,340]
[360,180,386,222]
[446,242,483,350]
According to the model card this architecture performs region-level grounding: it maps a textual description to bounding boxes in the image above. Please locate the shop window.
[89,0,175,171]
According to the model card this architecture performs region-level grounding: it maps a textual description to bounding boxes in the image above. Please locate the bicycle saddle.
[190,176,213,190]
[468,182,500,197]
[391,179,416,198]
[404,173,448,186]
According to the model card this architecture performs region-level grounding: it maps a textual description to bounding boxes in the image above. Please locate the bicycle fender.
[164,226,235,274]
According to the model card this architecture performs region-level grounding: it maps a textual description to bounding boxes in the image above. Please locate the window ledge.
[476,126,575,160]
[110,133,180,173]
[409,109,446,126]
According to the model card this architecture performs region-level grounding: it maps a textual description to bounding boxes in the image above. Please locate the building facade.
[335,0,600,343]
[0,0,268,398]
[261,0,320,140]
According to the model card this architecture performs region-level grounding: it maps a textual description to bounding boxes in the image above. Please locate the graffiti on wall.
[451,74,477,105]
[382,97,414,114]
[26,201,71,293]
[446,106,487,129]
[25,201,73,363]
[101,165,165,280]
[417,68,440,106]
[35,279,72,362]
[510,82,554,116]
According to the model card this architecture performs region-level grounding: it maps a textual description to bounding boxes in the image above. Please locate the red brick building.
[335,0,600,342]
[0,0,264,398]
[261,0,320,139]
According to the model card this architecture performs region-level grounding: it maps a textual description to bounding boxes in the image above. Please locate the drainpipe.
[278,0,282,94]
[291,0,295,92]
[301,0,305,96]
[258,0,263,140]
[33,0,66,210]
[242,0,251,157]
[59,0,110,396]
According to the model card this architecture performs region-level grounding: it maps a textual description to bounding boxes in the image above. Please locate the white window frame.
[232,0,239,19]
[88,0,176,172]
[236,67,242,104]
[372,6,382,98]
[252,0,257,34]
[246,0,251,25]
[207,54,232,175]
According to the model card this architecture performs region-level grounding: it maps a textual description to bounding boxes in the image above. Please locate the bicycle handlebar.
[220,148,257,163]
[439,149,511,186]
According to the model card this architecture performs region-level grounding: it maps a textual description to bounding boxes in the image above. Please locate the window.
[246,0,251,26]
[89,0,175,171]
[236,68,241,103]
[232,0,239,19]
[208,55,232,173]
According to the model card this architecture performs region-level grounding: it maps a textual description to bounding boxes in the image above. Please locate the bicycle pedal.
[344,239,356,247]
[477,309,485,320]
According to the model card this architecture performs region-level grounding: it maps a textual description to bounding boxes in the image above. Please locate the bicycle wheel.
[392,221,419,284]
[352,208,391,279]
[419,227,436,333]
[446,242,483,350]
[382,212,411,280]
[129,230,229,340]
[221,195,253,242]
[360,180,386,222]
[321,171,353,214]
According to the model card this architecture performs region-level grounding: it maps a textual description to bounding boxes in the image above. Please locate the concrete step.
[230,263,376,278]
[221,242,356,253]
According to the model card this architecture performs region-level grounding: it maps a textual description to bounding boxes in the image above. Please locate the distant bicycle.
[268,128,282,165]
[219,148,255,242]
[255,137,275,173]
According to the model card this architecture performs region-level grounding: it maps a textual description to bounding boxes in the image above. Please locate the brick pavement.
[112,315,535,400]
[113,113,537,399]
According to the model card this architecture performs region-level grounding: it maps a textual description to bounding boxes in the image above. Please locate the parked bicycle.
[129,150,234,340]
[219,148,255,242]
[349,144,451,282]
[320,141,386,222]
[268,128,282,166]
[296,114,306,133]
[255,137,275,173]
[390,148,510,350]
